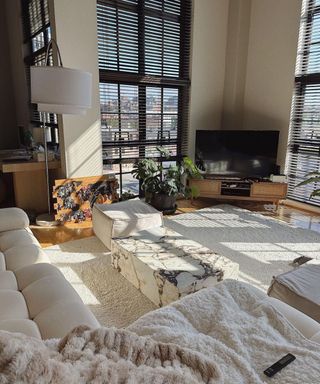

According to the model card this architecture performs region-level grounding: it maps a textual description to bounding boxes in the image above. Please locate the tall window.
[21,0,58,145]
[286,0,320,206]
[97,0,191,195]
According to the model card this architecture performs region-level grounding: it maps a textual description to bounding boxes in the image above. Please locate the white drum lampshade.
[31,66,92,115]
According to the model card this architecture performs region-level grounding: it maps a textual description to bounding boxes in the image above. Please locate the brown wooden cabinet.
[189,178,287,205]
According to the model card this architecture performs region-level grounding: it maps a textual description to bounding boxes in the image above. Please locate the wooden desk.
[1,160,61,213]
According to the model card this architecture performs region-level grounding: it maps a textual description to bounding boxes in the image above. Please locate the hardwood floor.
[31,199,320,248]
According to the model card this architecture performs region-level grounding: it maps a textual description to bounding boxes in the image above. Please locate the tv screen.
[195,130,279,178]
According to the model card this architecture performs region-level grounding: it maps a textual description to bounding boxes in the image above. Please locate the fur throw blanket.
[0,280,319,383]
[0,325,221,383]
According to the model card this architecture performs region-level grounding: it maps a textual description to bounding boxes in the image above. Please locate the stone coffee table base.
[111,227,239,307]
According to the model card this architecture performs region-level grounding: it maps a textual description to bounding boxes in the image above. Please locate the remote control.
[264,354,296,377]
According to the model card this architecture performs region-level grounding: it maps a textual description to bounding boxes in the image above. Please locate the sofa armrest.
[0,208,30,232]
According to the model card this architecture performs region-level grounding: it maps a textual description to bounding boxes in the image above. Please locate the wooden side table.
[0,160,61,213]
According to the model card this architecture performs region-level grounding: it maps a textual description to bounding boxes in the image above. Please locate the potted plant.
[132,147,202,213]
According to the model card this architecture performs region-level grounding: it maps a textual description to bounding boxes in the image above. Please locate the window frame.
[286,0,320,206]
[97,0,191,195]
[21,0,59,144]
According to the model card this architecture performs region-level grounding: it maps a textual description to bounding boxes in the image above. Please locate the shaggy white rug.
[44,204,320,327]
[165,204,320,290]
[45,237,156,327]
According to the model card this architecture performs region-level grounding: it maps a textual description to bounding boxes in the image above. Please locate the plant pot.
[144,191,153,204]
[150,193,176,213]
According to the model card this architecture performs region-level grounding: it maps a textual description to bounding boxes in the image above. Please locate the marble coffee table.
[111,227,239,306]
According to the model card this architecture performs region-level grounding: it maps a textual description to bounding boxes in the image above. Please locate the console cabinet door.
[189,179,221,197]
[251,182,287,198]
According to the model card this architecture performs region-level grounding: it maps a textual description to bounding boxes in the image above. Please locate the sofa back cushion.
[0,208,29,233]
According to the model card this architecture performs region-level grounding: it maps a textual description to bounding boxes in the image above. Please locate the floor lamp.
[31,39,92,226]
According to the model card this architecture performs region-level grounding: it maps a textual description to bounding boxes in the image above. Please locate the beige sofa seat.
[93,199,163,249]
[0,207,100,339]
[35,301,99,340]
[0,319,42,339]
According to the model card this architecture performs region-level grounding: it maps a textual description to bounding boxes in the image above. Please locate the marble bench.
[111,227,239,306]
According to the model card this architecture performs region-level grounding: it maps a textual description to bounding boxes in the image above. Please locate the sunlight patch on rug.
[45,237,156,328]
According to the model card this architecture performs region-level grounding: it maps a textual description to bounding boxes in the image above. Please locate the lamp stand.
[35,112,59,227]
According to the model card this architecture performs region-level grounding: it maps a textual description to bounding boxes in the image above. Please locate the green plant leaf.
[296,176,320,187]
[310,190,320,198]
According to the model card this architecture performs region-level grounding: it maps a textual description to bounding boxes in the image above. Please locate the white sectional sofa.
[0,208,99,339]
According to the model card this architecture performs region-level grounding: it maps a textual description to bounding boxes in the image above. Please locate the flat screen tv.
[195,130,279,178]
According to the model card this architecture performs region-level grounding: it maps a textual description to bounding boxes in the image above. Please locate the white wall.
[242,0,302,171]
[51,0,102,178]
[189,0,230,158]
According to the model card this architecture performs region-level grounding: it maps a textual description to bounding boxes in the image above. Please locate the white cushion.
[22,275,82,318]
[0,229,39,252]
[268,265,320,323]
[0,290,29,320]
[0,208,29,233]
[0,319,41,339]
[0,271,18,290]
[34,301,100,339]
[0,252,6,271]
[266,296,320,340]
[311,331,320,343]
[4,244,49,271]
[15,263,62,291]
[93,199,163,249]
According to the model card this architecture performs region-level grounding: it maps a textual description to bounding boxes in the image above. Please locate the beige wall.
[242,0,302,171]
[51,0,102,178]
[0,2,18,149]
[222,0,251,131]
[189,0,230,158]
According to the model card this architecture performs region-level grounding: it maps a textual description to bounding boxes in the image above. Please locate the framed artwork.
[53,175,119,223]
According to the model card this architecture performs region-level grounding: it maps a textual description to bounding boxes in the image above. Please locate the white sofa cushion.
[0,290,29,320]
[0,319,41,339]
[22,275,82,319]
[0,271,18,290]
[15,263,63,291]
[0,208,29,233]
[266,296,320,340]
[93,199,163,249]
[0,252,6,271]
[4,244,49,272]
[0,228,39,252]
[34,301,100,339]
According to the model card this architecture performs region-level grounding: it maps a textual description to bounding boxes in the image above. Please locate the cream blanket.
[0,280,319,383]
[128,280,320,383]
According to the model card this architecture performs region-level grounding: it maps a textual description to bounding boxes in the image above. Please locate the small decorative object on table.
[132,147,202,213]
[53,175,118,223]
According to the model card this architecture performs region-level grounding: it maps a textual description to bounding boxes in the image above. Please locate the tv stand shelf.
[189,178,287,205]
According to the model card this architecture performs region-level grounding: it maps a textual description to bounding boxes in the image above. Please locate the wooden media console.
[189,178,287,205]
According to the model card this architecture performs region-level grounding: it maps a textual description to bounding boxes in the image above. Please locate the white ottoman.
[268,264,320,323]
[92,199,163,249]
